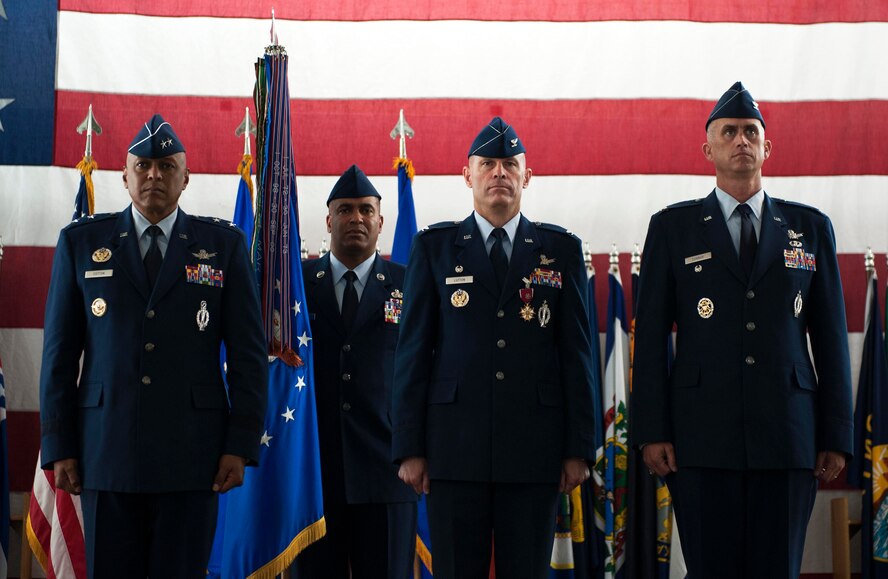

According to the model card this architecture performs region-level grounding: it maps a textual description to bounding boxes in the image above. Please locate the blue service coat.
[40,207,268,492]
[391,214,598,484]
[302,253,416,504]
[632,191,853,469]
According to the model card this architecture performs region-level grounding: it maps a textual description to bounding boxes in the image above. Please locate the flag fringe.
[569,485,586,542]
[24,513,50,573]
[76,156,97,215]
[392,157,415,181]
[238,154,255,202]
[416,533,433,573]
[246,516,326,579]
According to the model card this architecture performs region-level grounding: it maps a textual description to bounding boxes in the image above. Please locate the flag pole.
[865,247,875,272]
[609,243,619,274]
[631,243,640,275]
[584,241,594,276]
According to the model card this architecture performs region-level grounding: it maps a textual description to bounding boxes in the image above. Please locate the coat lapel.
[748,194,788,288]
[306,253,345,337]
[500,216,541,307]
[149,210,198,306]
[698,190,747,286]
[108,208,151,302]
[454,216,499,299]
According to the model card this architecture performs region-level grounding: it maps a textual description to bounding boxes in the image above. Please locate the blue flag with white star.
[0,0,56,164]
[214,50,324,578]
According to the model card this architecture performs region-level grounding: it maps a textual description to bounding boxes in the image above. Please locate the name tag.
[445,276,473,285]
[684,252,712,265]
[85,269,113,279]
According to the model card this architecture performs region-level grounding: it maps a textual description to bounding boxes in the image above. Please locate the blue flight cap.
[706,82,765,130]
[127,114,185,157]
[467,116,526,158]
[326,164,382,206]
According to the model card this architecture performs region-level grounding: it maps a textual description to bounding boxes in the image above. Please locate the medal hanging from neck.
[519,277,535,321]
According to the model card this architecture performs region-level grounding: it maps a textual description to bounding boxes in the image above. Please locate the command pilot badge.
[92,248,112,263]
[697,297,714,319]
[196,300,210,331]
[451,289,470,308]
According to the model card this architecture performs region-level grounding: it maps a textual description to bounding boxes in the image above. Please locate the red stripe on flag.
[55,92,888,177]
[0,247,54,329]
[8,410,41,491]
[56,491,87,575]
[59,0,888,23]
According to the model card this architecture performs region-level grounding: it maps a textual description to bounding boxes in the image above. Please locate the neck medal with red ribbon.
[519,277,535,321]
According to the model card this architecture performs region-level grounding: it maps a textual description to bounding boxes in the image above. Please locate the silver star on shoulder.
[213,218,221,222]
[295,376,306,391]
[260,431,273,447]
[297,332,312,347]
[281,407,295,422]
[292,300,301,316]
[0,99,14,132]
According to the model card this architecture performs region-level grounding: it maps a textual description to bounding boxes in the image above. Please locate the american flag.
[1,0,887,575]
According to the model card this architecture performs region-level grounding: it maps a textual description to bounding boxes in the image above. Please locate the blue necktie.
[143,225,163,288]
[341,270,359,330]
[490,228,508,290]
[736,204,757,278]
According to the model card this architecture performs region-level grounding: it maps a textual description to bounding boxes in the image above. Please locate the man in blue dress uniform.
[296,165,417,578]
[392,117,598,578]
[632,82,853,577]
[39,114,268,578]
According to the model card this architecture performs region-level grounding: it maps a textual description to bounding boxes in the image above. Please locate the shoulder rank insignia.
[192,249,218,260]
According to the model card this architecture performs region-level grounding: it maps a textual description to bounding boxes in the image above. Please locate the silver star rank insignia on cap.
[160,138,173,149]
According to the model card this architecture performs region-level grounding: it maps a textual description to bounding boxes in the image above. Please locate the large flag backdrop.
[2,1,888,574]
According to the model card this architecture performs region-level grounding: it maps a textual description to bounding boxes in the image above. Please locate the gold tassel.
[416,533,433,573]
[76,155,98,215]
[392,157,415,181]
[238,154,255,202]
[569,485,586,542]
[246,516,327,579]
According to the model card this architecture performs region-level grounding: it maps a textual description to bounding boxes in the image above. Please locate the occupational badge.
[91,298,107,317]
[455,265,464,273]
[787,229,804,240]
[539,254,556,266]
[697,297,714,319]
[391,289,403,299]
[191,249,218,260]
[537,300,552,328]
[789,240,803,248]
[694,265,702,273]
[196,300,210,331]
[92,248,112,263]
[794,290,803,318]
[451,289,469,308]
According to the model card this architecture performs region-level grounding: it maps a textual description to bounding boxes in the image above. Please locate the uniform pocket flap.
[670,364,700,388]
[77,382,103,407]
[191,383,230,409]
[428,380,457,404]
[794,364,818,391]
